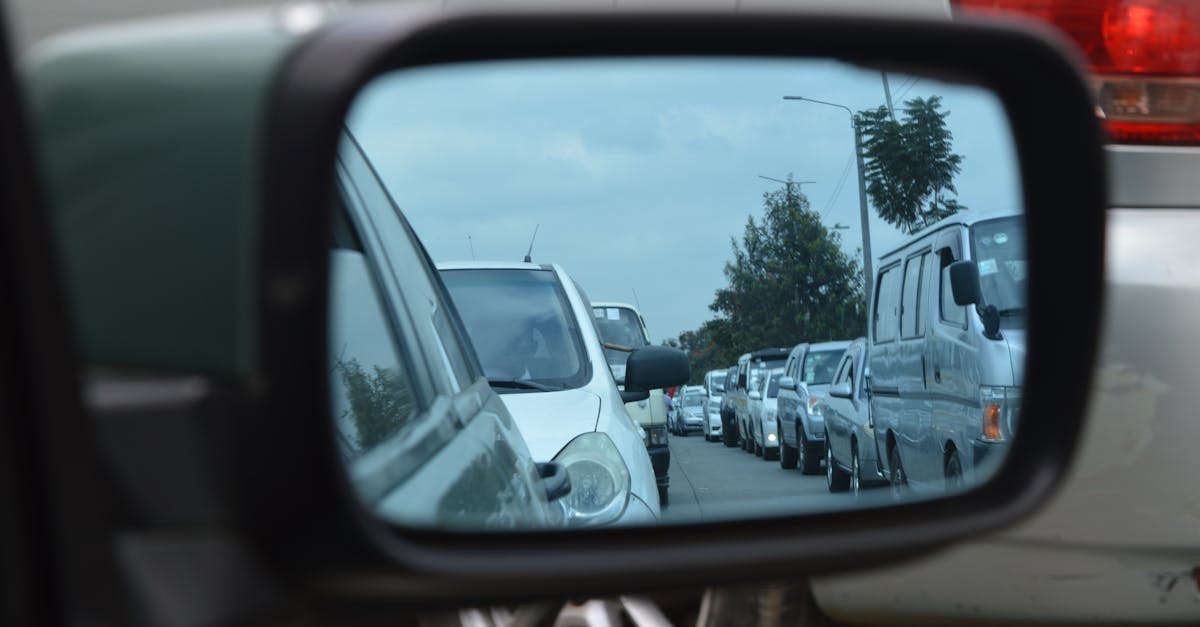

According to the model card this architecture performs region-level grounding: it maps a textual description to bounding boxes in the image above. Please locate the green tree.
[857,96,966,234]
[703,180,866,361]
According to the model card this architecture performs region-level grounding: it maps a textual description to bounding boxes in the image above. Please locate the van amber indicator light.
[954,0,1200,145]
[983,404,1004,441]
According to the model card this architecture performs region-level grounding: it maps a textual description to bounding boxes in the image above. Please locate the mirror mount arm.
[620,389,650,403]
[536,462,572,502]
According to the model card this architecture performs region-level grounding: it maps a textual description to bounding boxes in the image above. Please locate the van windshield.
[709,373,727,395]
[970,216,1027,318]
[592,306,649,368]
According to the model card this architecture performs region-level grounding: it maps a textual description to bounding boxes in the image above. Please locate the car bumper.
[707,414,722,435]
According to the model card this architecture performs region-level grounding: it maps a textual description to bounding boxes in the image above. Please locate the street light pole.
[782,96,874,298]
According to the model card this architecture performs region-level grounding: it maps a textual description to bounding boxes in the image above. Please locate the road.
[661,431,861,523]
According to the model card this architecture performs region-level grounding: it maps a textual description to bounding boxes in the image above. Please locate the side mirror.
[829,382,852,399]
[779,376,796,391]
[749,390,762,401]
[624,346,690,394]
[949,259,983,306]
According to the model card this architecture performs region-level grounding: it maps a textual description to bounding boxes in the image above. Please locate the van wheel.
[826,439,850,492]
[889,444,907,501]
[779,421,798,469]
[723,427,737,448]
[945,451,964,491]
[798,429,822,475]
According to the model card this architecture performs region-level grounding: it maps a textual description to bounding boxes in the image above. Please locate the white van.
[590,302,672,505]
[868,209,1024,494]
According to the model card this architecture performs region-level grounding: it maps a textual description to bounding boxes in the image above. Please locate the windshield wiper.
[997,307,1028,317]
[487,378,562,392]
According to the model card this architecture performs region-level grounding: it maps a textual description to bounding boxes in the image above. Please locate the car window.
[939,249,968,327]
[328,248,421,461]
[873,264,902,343]
[900,252,926,339]
[337,133,477,391]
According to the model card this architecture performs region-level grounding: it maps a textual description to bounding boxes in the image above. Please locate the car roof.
[878,207,1023,259]
[749,347,791,360]
[437,260,557,272]
[806,340,853,352]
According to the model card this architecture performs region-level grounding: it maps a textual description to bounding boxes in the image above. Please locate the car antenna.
[523,224,540,263]
[632,288,643,312]
[468,235,476,260]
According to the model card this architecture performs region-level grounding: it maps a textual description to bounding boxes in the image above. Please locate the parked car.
[702,368,727,442]
[437,261,663,524]
[867,208,1024,495]
[777,340,851,473]
[591,301,671,504]
[748,368,784,460]
[672,385,707,436]
[719,365,740,447]
[820,338,887,495]
[734,348,790,454]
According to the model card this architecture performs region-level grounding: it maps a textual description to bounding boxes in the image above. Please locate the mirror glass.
[330,57,1025,531]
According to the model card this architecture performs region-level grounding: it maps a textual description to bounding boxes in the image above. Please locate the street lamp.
[782,96,874,298]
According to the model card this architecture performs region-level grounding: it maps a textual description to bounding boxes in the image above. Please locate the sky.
[348,57,1020,344]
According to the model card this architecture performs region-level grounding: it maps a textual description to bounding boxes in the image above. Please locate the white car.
[437,261,663,526]
[672,385,707,436]
[748,368,783,460]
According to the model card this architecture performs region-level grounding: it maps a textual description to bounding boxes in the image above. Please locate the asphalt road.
[661,430,864,523]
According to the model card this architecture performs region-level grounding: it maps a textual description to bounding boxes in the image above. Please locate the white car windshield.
[441,268,589,391]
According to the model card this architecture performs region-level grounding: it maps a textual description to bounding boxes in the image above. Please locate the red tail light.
[954,0,1200,145]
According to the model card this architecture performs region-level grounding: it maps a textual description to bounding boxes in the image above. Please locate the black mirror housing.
[949,259,983,306]
[624,346,690,394]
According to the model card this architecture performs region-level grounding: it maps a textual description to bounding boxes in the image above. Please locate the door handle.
[934,364,942,383]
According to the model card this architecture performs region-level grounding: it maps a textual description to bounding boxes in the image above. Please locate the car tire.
[755,440,763,457]
[778,421,798,469]
[826,439,850,492]
[850,445,861,496]
[723,426,737,448]
[764,444,778,461]
[797,427,822,475]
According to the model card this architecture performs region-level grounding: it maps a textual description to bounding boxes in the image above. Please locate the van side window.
[939,249,968,327]
[900,253,926,339]
[873,264,902,343]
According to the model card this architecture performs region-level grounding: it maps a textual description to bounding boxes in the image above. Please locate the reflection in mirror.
[330,57,1025,531]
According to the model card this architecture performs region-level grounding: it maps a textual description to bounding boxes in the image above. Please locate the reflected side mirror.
[624,346,690,395]
[949,260,1002,340]
[749,390,762,401]
[829,382,852,399]
[779,376,796,391]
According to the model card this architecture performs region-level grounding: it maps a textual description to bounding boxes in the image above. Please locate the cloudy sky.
[348,57,1020,344]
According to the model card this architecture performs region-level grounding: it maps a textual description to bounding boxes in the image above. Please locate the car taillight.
[954,0,1200,145]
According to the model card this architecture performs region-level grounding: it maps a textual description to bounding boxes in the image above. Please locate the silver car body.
[820,338,887,491]
[675,385,707,434]
[702,368,727,440]
[437,261,660,525]
[749,368,783,458]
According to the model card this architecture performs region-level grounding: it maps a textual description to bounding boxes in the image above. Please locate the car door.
[824,352,855,466]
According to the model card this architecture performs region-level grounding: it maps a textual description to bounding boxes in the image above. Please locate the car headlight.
[553,432,631,527]
[980,385,1021,442]
[646,424,668,447]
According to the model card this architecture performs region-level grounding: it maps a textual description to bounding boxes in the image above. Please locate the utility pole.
[881,71,897,122]
[782,96,874,298]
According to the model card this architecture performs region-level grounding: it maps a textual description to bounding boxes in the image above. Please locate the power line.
[821,151,856,220]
